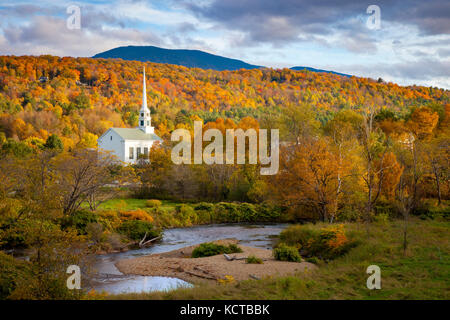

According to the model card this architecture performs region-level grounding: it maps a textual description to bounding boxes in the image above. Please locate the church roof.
[109,128,162,141]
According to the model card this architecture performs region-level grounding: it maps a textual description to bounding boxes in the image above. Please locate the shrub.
[146,199,162,208]
[0,218,28,249]
[279,225,316,246]
[239,203,257,221]
[374,200,399,219]
[194,202,215,211]
[257,203,284,221]
[8,271,77,300]
[97,210,121,230]
[246,255,263,264]
[152,208,179,228]
[192,242,243,258]
[175,204,197,225]
[117,220,159,241]
[0,252,29,299]
[316,225,358,260]
[120,209,153,222]
[319,225,349,251]
[227,244,242,253]
[214,202,240,222]
[211,202,283,223]
[273,244,302,262]
[305,257,321,264]
[0,251,79,300]
[106,233,124,250]
[278,224,356,261]
[63,209,99,234]
[195,209,212,224]
[86,222,103,244]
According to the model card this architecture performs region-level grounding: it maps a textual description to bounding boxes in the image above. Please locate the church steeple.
[138,67,154,134]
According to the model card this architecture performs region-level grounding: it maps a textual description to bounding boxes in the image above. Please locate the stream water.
[91,223,288,294]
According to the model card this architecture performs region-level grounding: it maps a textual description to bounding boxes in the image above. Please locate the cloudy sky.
[0,0,449,88]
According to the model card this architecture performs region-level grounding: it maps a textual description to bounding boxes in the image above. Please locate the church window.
[141,113,144,117]
[110,136,112,141]
[144,147,148,157]
[146,113,149,117]
[140,120,144,126]
[137,147,141,157]
[129,147,134,159]
[147,121,149,125]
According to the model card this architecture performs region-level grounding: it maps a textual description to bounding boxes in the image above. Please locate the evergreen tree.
[43,134,63,152]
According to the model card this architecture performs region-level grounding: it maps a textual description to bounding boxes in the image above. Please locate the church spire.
[141,66,148,112]
[138,66,154,134]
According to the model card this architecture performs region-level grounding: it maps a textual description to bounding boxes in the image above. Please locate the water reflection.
[93,276,193,294]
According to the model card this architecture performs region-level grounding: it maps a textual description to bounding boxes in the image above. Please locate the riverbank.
[115,239,315,283]
[81,199,290,254]
[107,218,449,300]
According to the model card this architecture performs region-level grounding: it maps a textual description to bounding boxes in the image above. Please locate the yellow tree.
[278,102,320,145]
[423,136,449,204]
[325,110,363,216]
[407,106,439,139]
[274,138,348,222]
[406,107,439,205]
[376,152,403,200]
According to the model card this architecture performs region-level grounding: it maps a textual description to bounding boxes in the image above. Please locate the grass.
[95,198,178,213]
[106,217,450,300]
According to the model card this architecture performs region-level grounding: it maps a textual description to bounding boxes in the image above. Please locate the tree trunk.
[433,166,442,205]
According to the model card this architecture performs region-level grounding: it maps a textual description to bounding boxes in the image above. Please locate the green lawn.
[106,217,450,300]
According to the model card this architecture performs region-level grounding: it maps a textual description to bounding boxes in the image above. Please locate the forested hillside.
[0,55,448,151]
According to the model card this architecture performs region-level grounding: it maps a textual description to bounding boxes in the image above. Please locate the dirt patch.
[115,239,316,284]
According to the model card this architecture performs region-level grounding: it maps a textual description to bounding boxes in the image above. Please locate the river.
[91,223,288,294]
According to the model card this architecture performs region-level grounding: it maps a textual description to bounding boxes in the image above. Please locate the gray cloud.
[184,0,449,50]
[174,22,198,34]
[184,0,360,44]
[437,48,450,58]
[81,7,127,30]
[0,4,60,17]
[0,4,134,31]
[387,1,450,35]
[0,14,163,57]
[387,59,450,80]
[338,58,450,89]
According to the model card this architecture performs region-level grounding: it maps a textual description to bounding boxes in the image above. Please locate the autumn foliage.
[0,55,448,152]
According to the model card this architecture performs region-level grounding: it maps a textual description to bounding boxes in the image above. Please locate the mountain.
[290,66,351,77]
[93,45,262,71]
[93,46,353,77]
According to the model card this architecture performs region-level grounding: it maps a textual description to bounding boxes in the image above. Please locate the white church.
[97,68,162,164]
